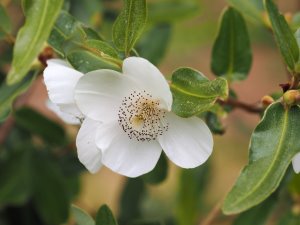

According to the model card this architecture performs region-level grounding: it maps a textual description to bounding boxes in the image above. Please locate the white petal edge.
[46,100,81,125]
[123,57,173,111]
[75,69,140,122]
[95,122,162,177]
[43,59,83,106]
[292,152,300,174]
[158,112,213,168]
[76,118,102,173]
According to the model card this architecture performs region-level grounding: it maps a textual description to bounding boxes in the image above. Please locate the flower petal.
[76,118,102,173]
[43,59,83,105]
[46,100,81,125]
[158,112,213,168]
[292,152,300,174]
[74,69,140,122]
[95,122,162,177]
[123,57,173,111]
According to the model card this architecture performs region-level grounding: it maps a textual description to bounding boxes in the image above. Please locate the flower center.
[118,91,169,142]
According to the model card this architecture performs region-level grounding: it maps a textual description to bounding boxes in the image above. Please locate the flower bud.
[261,95,274,107]
[283,90,300,106]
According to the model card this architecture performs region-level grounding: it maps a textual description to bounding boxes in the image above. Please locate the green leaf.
[288,173,300,195]
[176,164,210,225]
[0,71,35,122]
[142,154,168,185]
[7,0,63,85]
[119,178,145,224]
[232,194,277,225]
[277,211,300,225]
[96,205,118,225]
[0,4,12,38]
[112,0,147,55]
[0,148,32,205]
[48,10,81,57]
[148,1,199,23]
[137,24,172,65]
[14,107,67,145]
[204,112,225,135]
[32,154,70,225]
[171,68,228,118]
[264,0,299,72]
[227,0,263,24]
[72,205,95,225]
[211,7,252,82]
[222,102,300,214]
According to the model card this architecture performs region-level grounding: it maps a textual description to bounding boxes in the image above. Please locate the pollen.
[118,90,169,142]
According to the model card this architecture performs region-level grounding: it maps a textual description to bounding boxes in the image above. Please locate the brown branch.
[217,98,263,114]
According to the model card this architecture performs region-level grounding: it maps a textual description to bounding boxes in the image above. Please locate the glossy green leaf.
[0,71,35,122]
[176,164,210,225]
[232,194,277,225]
[222,103,300,214]
[171,68,228,118]
[277,211,300,225]
[204,112,225,135]
[112,0,147,55]
[227,0,263,24]
[211,7,252,82]
[72,205,95,225]
[96,205,118,225]
[137,24,172,65]
[148,1,199,23]
[7,0,63,84]
[48,11,81,57]
[14,107,67,145]
[142,154,168,185]
[0,149,32,205]
[0,4,12,38]
[32,154,69,225]
[119,178,145,224]
[264,0,299,72]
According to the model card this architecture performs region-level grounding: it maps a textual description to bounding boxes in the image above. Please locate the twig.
[217,98,263,114]
[199,202,222,225]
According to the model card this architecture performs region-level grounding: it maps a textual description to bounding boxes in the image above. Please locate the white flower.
[74,57,213,177]
[292,153,300,174]
[43,59,102,173]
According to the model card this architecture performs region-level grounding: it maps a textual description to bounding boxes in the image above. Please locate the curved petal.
[74,69,140,122]
[123,57,172,111]
[43,59,83,105]
[158,112,213,168]
[95,122,162,177]
[76,118,102,173]
[46,100,81,125]
[292,152,300,174]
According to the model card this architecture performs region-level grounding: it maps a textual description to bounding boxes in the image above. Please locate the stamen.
[118,90,169,142]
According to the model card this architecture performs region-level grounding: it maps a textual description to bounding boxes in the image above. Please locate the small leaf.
[176,164,210,225]
[204,112,225,135]
[148,1,199,23]
[211,7,252,82]
[0,71,36,122]
[7,0,63,84]
[71,205,95,225]
[171,68,228,118]
[96,205,118,225]
[33,154,70,225]
[227,0,264,24]
[222,103,300,214]
[264,0,299,72]
[142,154,168,185]
[112,0,147,55]
[119,178,145,224]
[0,4,12,38]
[232,194,277,225]
[137,24,172,65]
[14,107,67,145]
